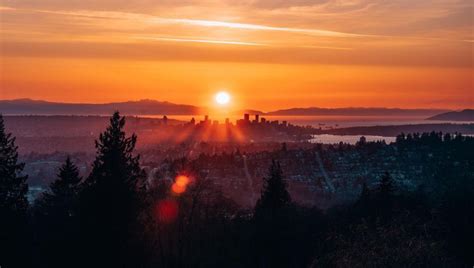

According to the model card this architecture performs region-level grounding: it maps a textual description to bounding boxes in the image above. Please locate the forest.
[1,112,473,267]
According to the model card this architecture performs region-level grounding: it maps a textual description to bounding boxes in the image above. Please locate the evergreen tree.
[254,160,292,267]
[375,172,395,219]
[255,160,291,217]
[357,182,371,207]
[377,171,395,197]
[0,114,29,266]
[79,111,146,266]
[0,114,28,216]
[35,157,82,268]
[354,182,376,218]
[40,156,81,217]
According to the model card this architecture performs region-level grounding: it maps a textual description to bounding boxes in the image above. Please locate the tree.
[34,157,82,267]
[356,182,372,208]
[254,160,291,217]
[40,156,81,216]
[254,160,293,267]
[356,136,367,147]
[0,114,28,216]
[375,172,396,219]
[0,114,29,266]
[79,112,146,266]
[377,171,395,197]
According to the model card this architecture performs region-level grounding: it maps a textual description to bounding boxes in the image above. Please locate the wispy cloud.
[138,36,358,50]
[138,36,264,46]
[0,6,368,38]
[0,6,15,11]
[298,45,353,50]
[162,18,366,37]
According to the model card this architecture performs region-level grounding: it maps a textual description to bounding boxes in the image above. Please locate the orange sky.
[0,1,473,110]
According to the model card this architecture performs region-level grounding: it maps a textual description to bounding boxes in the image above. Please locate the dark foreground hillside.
[1,113,473,267]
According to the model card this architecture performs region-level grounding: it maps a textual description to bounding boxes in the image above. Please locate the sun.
[215,91,231,105]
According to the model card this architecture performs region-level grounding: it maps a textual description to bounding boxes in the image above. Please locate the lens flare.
[171,175,191,195]
[156,199,179,223]
[175,175,190,187]
[171,183,186,194]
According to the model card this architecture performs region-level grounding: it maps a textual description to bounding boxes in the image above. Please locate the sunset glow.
[0,1,472,109]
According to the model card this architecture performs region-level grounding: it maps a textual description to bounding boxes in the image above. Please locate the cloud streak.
[0,1,472,109]
[138,36,264,46]
[3,5,472,44]
[163,18,366,37]
[1,6,369,38]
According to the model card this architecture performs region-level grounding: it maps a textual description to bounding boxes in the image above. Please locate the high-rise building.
[244,114,250,121]
[255,114,260,123]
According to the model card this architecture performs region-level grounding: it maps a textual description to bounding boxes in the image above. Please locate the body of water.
[311,134,396,145]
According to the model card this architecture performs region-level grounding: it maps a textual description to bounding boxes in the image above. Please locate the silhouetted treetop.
[86,111,145,189]
[0,114,30,267]
[37,156,82,218]
[377,171,395,197]
[79,111,146,266]
[255,160,291,215]
[0,114,28,214]
[51,157,81,195]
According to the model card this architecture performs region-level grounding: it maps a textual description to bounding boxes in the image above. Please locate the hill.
[324,123,474,136]
[266,107,449,116]
[1,99,460,118]
[427,109,474,121]
[0,99,204,115]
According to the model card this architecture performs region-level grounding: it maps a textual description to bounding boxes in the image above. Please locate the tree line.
[1,113,473,267]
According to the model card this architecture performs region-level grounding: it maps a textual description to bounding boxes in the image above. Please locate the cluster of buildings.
[184,114,290,128]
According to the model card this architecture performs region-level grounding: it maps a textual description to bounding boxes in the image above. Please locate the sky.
[0,0,473,110]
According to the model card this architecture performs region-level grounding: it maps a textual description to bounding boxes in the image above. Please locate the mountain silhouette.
[0,99,204,115]
[0,99,455,117]
[266,107,449,116]
[427,109,474,121]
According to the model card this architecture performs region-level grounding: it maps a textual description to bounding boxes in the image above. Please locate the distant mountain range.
[266,107,449,117]
[0,99,204,115]
[426,109,474,121]
[0,98,456,117]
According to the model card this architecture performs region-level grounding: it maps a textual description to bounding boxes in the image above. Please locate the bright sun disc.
[215,91,230,105]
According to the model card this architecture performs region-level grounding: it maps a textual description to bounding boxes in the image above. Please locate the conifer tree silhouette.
[0,114,29,266]
[80,112,146,266]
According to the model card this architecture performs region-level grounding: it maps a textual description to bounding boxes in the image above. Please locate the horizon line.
[0,98,468,111]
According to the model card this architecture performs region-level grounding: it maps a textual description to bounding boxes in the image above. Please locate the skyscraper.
[244,114,250,121]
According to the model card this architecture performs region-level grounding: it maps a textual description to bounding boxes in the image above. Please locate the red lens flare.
[155,199,179,223]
